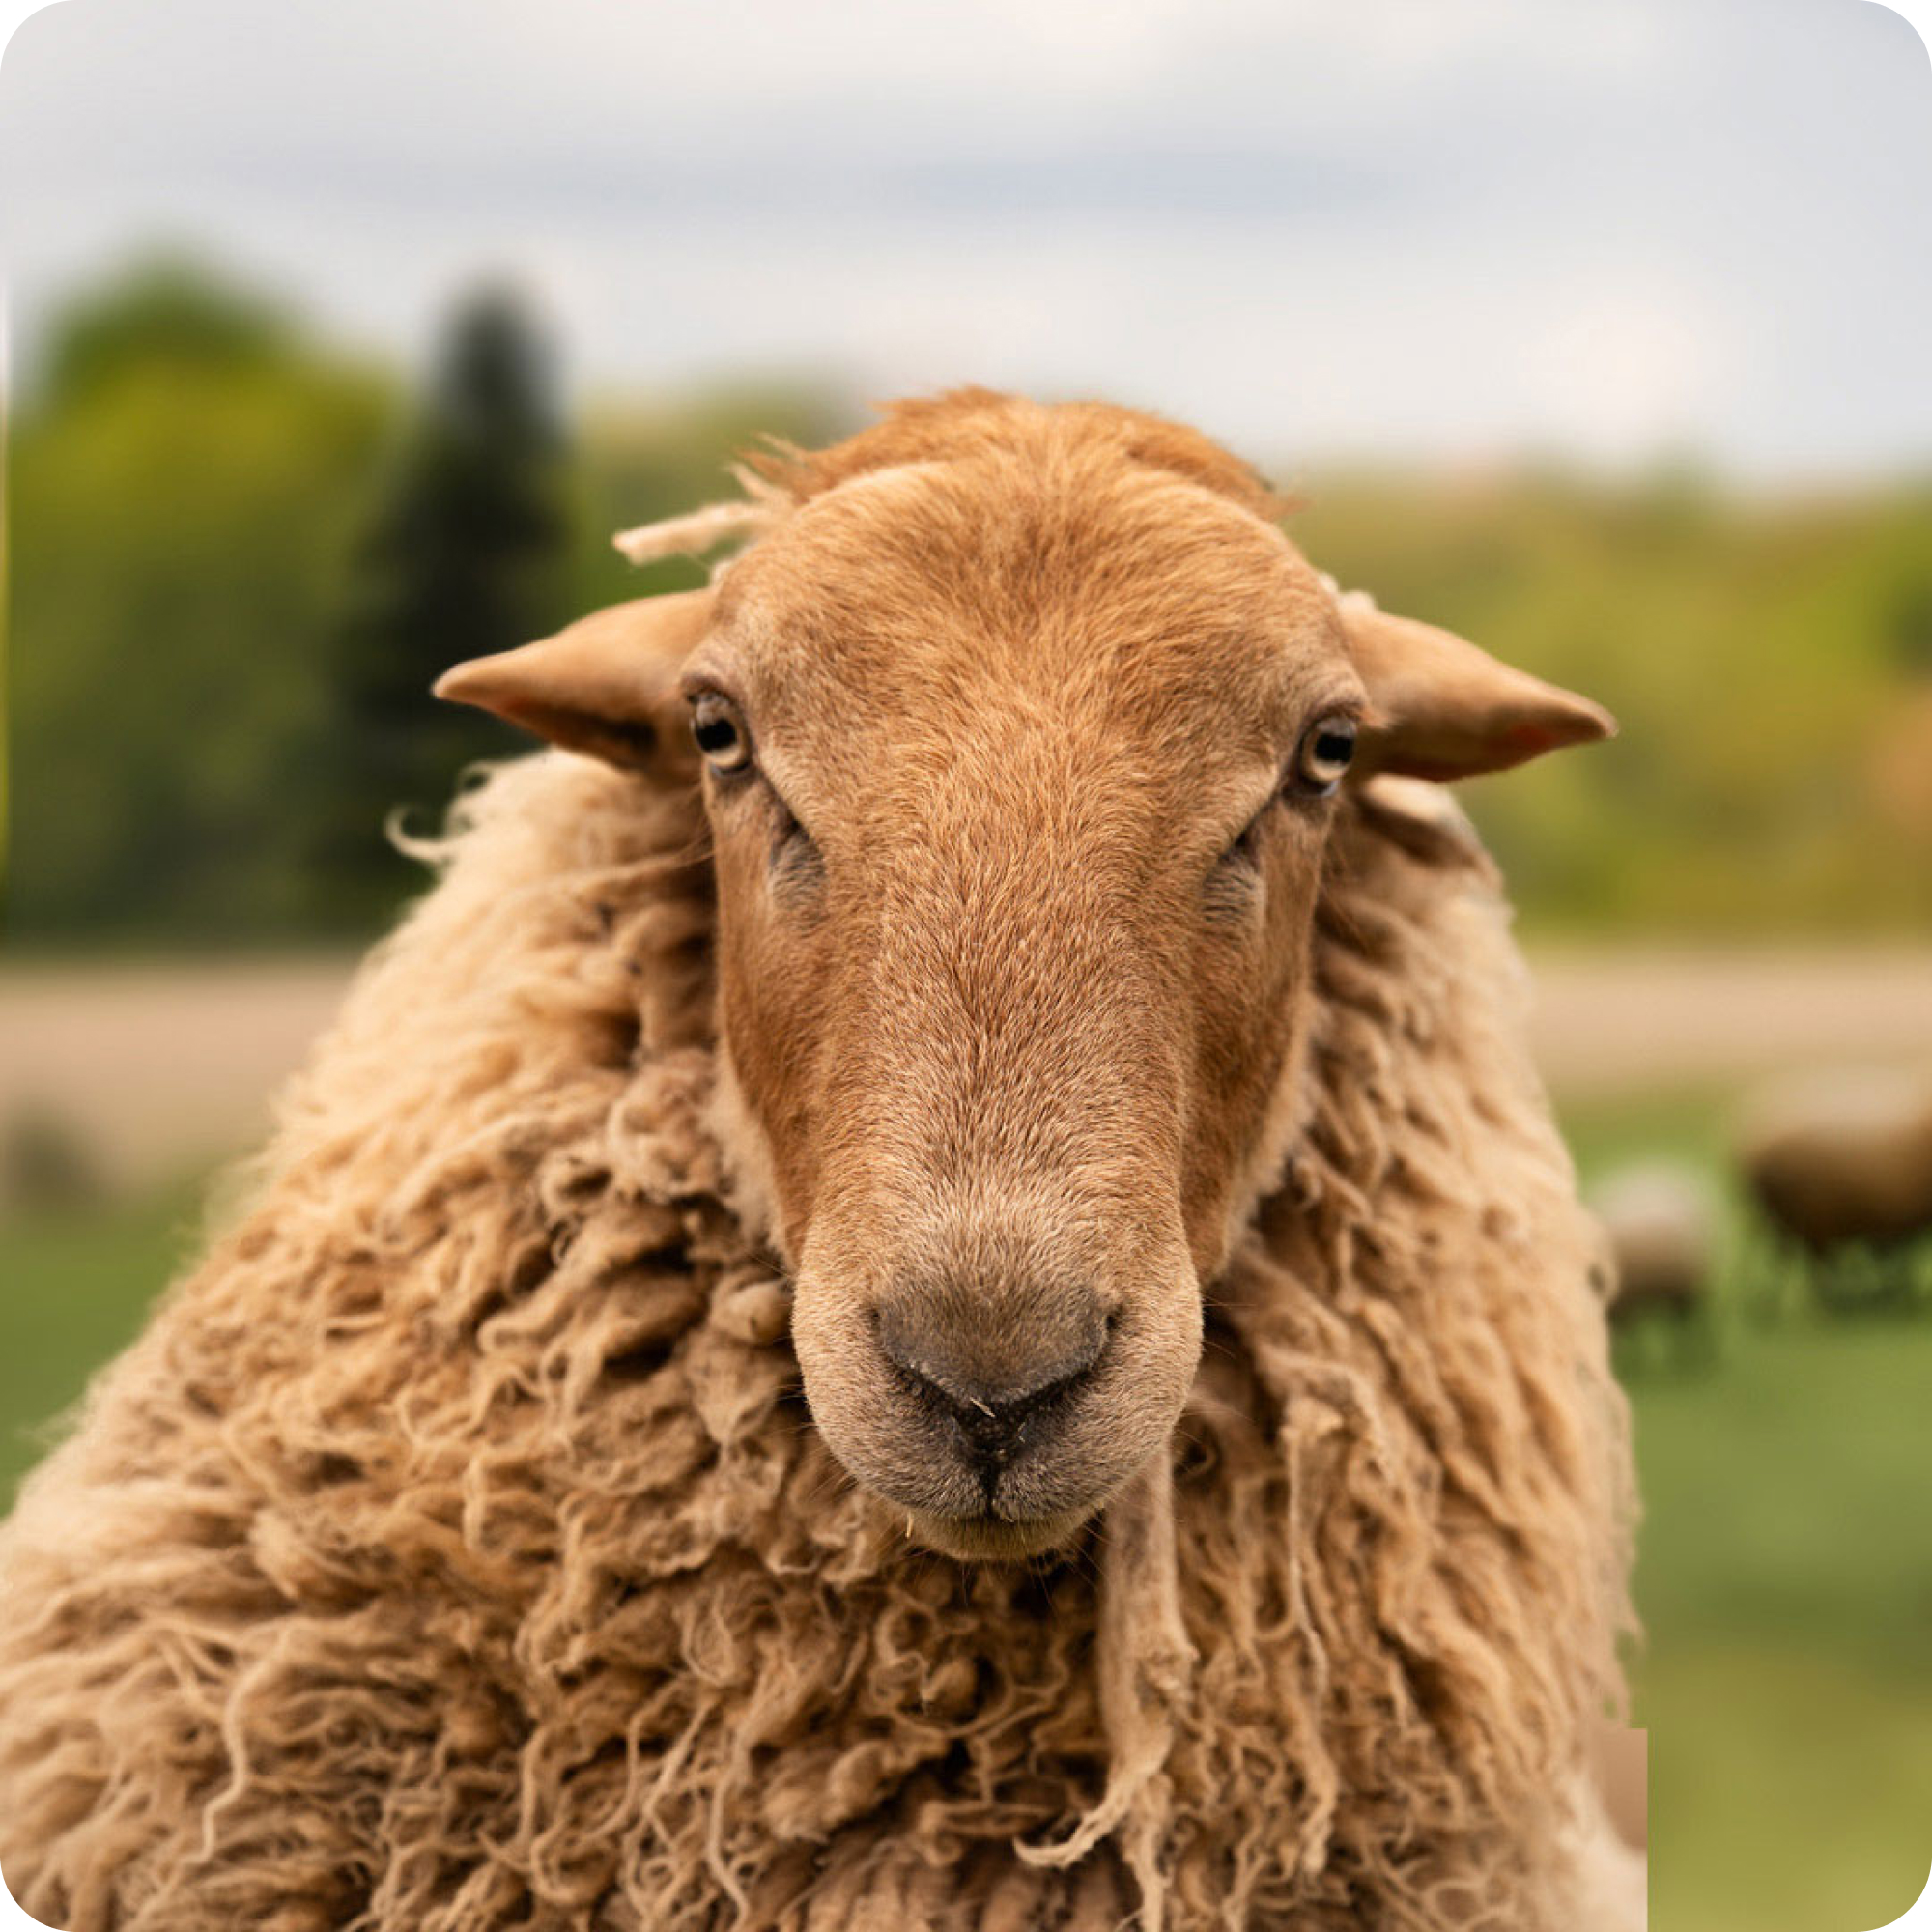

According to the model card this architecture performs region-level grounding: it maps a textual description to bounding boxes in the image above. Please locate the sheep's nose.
[877,1300,1108,1497]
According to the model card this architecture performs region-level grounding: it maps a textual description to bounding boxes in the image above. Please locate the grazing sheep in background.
[0,392,1638,1932]
[1739,1066,1932,1309]
[1589,1162,1719,1360]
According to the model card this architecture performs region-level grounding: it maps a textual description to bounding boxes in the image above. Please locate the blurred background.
[3,2,1930,1925]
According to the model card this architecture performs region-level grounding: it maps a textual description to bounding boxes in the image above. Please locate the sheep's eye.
[690,693,752,773]
[1293,714,1357,796]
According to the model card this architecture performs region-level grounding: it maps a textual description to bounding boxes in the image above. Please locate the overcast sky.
[3,0,1928,478]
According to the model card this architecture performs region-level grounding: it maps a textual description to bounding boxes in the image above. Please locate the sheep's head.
[438,393,1611,1560]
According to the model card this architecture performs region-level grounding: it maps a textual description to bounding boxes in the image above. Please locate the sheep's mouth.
[901,1502,1095,1563]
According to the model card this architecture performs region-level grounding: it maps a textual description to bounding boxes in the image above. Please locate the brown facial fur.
[681,407,1363,1554]
[437,389,1609,1563]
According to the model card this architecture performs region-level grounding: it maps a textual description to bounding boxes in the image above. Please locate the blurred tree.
[40,256,291,407]
[2,261,843,950]
[8,255,1928,948]
[308,285,574,928]
[1290,469,1932,936]
[5,262,393,945]
[1889,577,1932,678]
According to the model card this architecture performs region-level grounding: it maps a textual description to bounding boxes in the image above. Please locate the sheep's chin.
[901,1505,1095,1563]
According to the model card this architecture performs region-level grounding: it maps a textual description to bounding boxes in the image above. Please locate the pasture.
[2,958,1929,1931]
[1568,1091,1932,1932]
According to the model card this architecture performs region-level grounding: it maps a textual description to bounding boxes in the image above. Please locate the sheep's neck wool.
[0,753,1632,1932]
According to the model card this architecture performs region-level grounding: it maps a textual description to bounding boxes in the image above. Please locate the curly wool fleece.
[0,753,1633,1932]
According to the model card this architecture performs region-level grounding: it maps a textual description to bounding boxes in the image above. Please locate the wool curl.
[0,464,1633,1929]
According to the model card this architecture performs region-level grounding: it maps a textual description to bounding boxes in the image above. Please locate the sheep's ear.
[434,588,713,775]
[1340,601,1615,781]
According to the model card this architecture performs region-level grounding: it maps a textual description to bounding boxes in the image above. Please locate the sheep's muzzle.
[790,1212,1204,1560]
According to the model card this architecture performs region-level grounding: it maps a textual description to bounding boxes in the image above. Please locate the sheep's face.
[438,394,1610,1563]
[685,461,1362,1558]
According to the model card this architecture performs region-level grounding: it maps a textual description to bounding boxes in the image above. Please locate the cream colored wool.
[0,746,1633,1930]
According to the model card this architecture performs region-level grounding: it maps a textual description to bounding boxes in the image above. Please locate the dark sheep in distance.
[1740,1066,1932,1308]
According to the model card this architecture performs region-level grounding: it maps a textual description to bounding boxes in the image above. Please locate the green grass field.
[2,1108,1928,1931]
[0,1179,209,1502]
[1565,1092,1932,1932]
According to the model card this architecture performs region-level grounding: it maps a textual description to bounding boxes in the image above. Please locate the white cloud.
[1,0,1926,476]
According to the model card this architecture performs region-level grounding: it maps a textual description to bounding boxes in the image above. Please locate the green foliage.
[6,270,394,941]
[6,257,1929,945]
[39,256,293,409]
[1293,471,1932,935]
[2,263,848,947]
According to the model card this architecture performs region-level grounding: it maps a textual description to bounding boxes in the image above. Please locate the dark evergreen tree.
[313,284,573,928]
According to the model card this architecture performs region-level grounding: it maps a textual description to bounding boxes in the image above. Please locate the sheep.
[1588,1161,1719,1361]
[0,390,1638,1932]
[1738,1065,1932,1309]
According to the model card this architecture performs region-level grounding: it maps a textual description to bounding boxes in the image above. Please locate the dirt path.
[0,959,354,1192]
[3,948,1929,1192]
[1527,945,1932,1101]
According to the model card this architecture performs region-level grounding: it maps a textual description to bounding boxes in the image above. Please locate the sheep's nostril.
[906,1365,1085,1496]
[875,1303,1107,1494]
